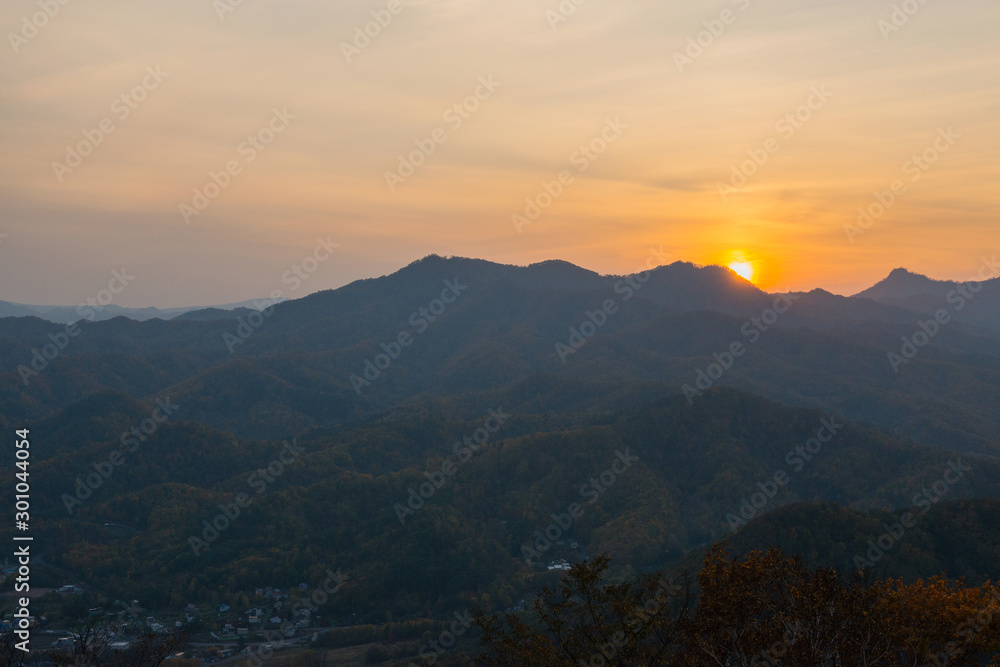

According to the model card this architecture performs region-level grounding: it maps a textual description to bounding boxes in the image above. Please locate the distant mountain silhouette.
[3,255,1000,449]
[0,299,272,324]
[14,257,1000,327]
[0,256,768,326]
[173,306,258,321]
[854,268,954,300]
[853,266,1000,329]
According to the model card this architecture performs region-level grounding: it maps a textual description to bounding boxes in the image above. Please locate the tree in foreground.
[48,609,187,667]
[0,628,29,667]
[476,547,1000,666]
[475,555,692,666]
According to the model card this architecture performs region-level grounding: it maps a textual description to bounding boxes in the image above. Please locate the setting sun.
[729,261,755,283]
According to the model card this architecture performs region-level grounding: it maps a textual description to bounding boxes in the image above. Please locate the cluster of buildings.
[210,584,318,640]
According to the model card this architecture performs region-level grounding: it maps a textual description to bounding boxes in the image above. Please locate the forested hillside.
[2,257,999,641]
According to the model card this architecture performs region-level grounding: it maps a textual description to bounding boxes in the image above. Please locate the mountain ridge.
[7,256,999,327]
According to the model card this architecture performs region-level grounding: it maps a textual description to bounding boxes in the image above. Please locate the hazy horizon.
[2,0,997,306]
[0,253,994,310]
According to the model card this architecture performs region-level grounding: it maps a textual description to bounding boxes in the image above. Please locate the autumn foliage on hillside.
[476,547,1000,666]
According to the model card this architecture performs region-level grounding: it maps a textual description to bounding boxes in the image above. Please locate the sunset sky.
[1,0,997,307]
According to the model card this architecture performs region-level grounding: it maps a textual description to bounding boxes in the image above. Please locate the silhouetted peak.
[854,267,947,300]
[524,260,603,286]
[527,259,583,272]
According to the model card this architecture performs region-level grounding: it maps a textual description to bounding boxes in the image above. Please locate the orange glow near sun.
[728,261,755,283]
